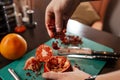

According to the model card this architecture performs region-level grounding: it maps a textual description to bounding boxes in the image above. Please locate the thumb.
[73,66,80,72]
[42,71,63,79]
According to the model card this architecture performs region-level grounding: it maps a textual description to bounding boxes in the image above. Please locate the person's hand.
[42,67,91,80]
[45,0,80,38]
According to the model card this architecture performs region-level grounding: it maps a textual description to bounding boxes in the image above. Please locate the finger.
[63,19,68,30]
[54,9,63,32]
[45,10,55,38]
[42,71,63,79]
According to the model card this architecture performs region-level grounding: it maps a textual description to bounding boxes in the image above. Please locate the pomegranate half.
[44,56,73,72]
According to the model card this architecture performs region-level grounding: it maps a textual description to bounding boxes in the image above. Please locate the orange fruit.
[0,33,27,60]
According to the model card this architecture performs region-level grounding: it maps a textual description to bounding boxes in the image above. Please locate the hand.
[45,0,80,38]
[42,67,91,80]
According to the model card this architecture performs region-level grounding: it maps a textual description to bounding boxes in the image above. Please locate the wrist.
[85,75,97,80]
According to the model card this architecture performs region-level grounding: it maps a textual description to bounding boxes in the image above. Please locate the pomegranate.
[44,56,73,72]
[24,57,41,72]
[35,44,53,62]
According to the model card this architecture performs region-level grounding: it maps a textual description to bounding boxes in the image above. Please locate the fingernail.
[55,24,62,32]
[56,27,61,32]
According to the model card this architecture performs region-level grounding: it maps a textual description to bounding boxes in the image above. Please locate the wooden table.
[0,0,120,75]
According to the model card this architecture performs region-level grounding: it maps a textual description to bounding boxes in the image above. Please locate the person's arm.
[42,67,120,80]
[45,0,100,38]
[45,0,81,38]
[96,70,120,80]
[42,67,91,80]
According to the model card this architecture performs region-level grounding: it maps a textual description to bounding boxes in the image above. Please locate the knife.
[8,68,20,80]
[59,54,120,60]
[57,47,120,60]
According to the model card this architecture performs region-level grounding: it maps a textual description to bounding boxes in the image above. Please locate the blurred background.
[0,0,120,38]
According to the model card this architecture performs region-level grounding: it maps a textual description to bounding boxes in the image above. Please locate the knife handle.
[92,51,120,57]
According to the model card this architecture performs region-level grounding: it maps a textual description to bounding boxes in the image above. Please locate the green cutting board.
[0,38,113,80]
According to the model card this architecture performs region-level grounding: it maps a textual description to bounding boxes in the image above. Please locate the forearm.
[96,70,120,80]
[81,0,100,2]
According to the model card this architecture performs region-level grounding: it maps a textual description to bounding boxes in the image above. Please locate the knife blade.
[58,54,120,60]
[57,47,120,60]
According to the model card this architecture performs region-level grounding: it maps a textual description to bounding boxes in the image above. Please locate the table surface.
[0,0,120,74]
